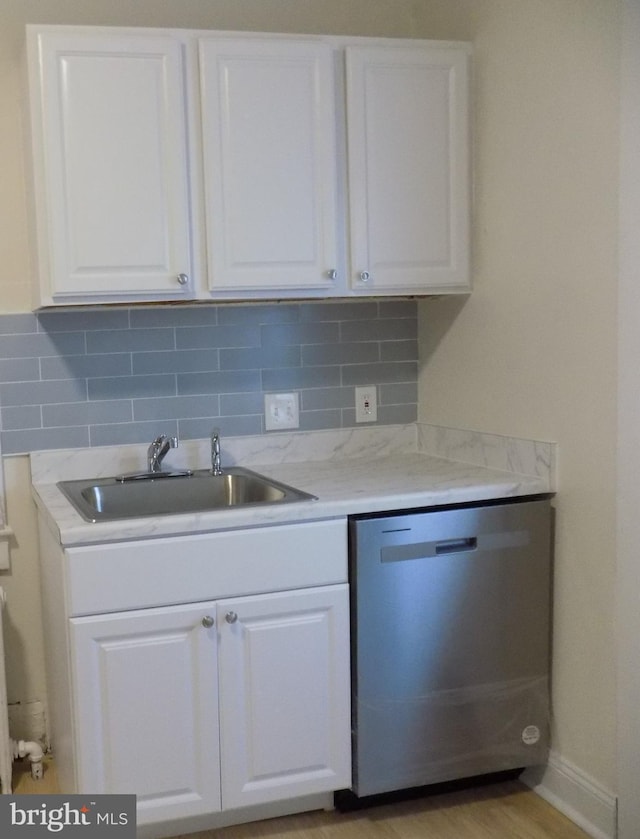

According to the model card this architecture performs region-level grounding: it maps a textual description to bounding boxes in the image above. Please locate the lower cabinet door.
[70,603,221,825]
[217,584,351,809]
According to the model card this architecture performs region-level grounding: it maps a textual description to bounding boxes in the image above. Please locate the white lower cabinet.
[40,518,351,830]
[70,603,222,824]
[71,585,350,825]
[217,587,351,809]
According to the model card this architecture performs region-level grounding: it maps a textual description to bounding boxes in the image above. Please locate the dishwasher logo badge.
[521,725,541,745]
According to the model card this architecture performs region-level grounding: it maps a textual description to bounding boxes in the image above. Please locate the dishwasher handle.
[435,537,477,555]
[381,536,478,563]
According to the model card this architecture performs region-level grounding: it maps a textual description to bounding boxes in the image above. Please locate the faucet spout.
[211,428,223,475]
[147,435,178,473]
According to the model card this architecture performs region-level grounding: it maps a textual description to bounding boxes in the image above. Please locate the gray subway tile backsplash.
[7,426,91,453]
[86,327,176,354]
[380,382,419,405]
[261,321,339,346]
[178,369,261,396]
[132,349,219,376]
[341,361,418,387]
[87,374,177,401]
[176,323,261,350]
[1,378,87,407]
[301,341,379,366]
[130,307,219,328]
[217,303,299,326]
[0,331,85,359]
[0,301,418,455]
[340,317,418,342]
[220,392,264,416]
[89,420,179,448]
[261,365,341,392]
[2,405,43,430]
[43,400,133,429]
[179,414,263,440]
[37,308,130,333]
[220,345,300,371]
[301,387,354,411]
[0,314,39,335]
[133,394,220,422]
[0,358,41,383]
[41,353,132,380]
[380,340,420,362]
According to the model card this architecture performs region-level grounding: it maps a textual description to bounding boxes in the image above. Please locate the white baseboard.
[522,751,617,839]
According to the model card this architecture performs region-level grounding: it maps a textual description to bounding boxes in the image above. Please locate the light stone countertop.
[32,441,551,548]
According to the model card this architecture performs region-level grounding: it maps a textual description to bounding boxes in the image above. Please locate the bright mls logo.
[0,795,136,836]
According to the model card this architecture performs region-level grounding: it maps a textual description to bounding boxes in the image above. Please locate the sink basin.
[57,467,316,523]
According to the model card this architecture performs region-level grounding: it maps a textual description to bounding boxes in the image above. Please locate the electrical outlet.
[264,392,300,431]
[355,386,377,423]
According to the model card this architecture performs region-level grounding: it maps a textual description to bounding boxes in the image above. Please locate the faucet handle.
[159,434,178,446]
[150,433,177,447]
[147,434,179,473]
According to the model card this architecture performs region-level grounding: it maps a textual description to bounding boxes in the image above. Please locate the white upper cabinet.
[198,38,339,293]
[346,45,470,294]
[27,29,193,305]
[26,27,471,306]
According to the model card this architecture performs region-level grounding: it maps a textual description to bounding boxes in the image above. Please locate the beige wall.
[0,0,621,804]
[416,1,620,792]
[617,4,640,834]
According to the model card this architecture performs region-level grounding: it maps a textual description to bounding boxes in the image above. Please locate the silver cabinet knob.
[201,615,214,628]
[327,269,338,280]
[225,611,238,624]
[359,271,370,282]
[177,273,189,286]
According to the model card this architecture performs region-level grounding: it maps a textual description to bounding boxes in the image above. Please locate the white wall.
[416,0,620,800]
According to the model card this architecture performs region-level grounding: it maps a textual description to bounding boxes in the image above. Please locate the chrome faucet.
[211,428,223,475]
[147,434,178,473]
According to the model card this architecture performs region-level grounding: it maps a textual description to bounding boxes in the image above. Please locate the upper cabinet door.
[199,38,339,293]
[346,45,471,294]
[28,30,193,305]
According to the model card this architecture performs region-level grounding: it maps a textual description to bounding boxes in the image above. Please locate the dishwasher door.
[349,497,552,797]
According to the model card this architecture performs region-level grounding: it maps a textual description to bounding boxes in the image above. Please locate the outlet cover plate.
[355,386,377,423]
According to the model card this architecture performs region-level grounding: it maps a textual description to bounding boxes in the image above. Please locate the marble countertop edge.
[31,450,551,548]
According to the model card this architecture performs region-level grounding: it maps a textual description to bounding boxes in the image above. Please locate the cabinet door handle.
[359,271,370,282]
[201,615,215,628]
[177,273,189,286]
[225,611,238,624]
[327,269,338,280]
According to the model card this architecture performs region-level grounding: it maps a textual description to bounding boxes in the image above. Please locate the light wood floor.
[12,759,591,839]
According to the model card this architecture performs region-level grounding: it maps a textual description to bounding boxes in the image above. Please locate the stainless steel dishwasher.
[347,495,552,799]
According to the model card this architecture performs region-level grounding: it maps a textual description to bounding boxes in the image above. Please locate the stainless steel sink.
[57,467,316,522]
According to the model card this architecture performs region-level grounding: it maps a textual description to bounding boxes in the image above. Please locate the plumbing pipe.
[12,739,44,780]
